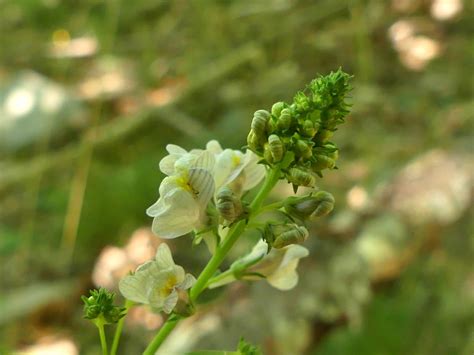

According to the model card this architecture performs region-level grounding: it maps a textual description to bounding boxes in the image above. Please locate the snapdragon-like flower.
[206,140,265,194]
[147,149,215,238]
[210,240,309,291]
[119,244,196,314]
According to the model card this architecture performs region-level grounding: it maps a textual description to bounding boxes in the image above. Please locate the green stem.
[110,299,134,355]
[143,315,181,355]
[249,168,281,212]
[96,322,108,355]
[143,167,281,354]
[257,200,284,214]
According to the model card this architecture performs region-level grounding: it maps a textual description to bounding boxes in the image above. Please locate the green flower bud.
[311,191,335,217]
[309,110,321,122]
[247,129,261,151]
[263,143,274,164]
[293,91,310,112]
[216,186,243,223]
[264,223,309,249]
[301,120,317,137]
[284,191,335,219]
[314,129,333,143]
[311,154,336,171]
[287,168,317,187]
[271,101,286,117]
[81,288,126,324]
[295,140,313,159]
[268,134,284,162]
[276,108,292,131]
[251,110,271,138]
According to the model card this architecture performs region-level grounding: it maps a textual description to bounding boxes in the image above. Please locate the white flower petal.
[177,273,196,290]
[280,244,310,268]
[192,150,215,171]
[267,260,300,290]
[146,177,182,217]
[146,198,166,217]
[159,154,180,175]
[119,272,150,304]
[166,144,187,155]
[206,140,223,154]
[162,289,179,314]
[151,190,201,238]
[188,168,215,207]
[154,243,175,269]
[240,239,268,265]
[213,149,248,190]
[242,151,266,191]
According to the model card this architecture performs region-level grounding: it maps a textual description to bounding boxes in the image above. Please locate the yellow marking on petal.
[232,154,241,167]
[171,175,193,193]
[159,275,178,297]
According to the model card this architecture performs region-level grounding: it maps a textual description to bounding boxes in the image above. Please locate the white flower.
[206,140,265,194]
[119,244,196,314]
[158,144,204,176]
[210,240,309,291]
[147,149,215,238]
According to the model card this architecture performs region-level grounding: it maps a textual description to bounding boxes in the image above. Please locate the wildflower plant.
[83,69,352,354]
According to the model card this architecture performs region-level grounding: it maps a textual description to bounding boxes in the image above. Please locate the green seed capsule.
[287,168,317,187]
[268,134,284,162]
[295,140,313,160]
[251,110,271,137]
[276,108,292,131]
[216,186,242,223]
[271,101,285,117]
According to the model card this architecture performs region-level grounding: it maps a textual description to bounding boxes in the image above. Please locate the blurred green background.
[0,0,472,354]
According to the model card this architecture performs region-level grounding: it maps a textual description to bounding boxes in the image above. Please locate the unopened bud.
[295,140,313,159]
[276,108,292,131]
[287,168,317,187]
[271,101,286,117]
[284,191,335,219]
[301,120,317,137]
[247,130,261,151]
[311,154,336,171]
[216,186,242,223]
[251,110,271,137]
[264,223,309,249]
[268,134,284,162]
[81,288,126,324]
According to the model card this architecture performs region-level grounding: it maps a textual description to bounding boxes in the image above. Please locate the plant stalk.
[142,167,280,354]
[110,299,134,355]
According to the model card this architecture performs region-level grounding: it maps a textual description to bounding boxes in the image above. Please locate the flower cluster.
[147,141,265,241]
[209,240,309,291]
[119,244,196,314]
[247,69,352,190]
[81,288,126,324]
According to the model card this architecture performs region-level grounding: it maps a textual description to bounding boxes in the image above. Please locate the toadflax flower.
[209,240,309,291]
[206,140,265,195]
[119,244,196,314]
[147,149,215,238]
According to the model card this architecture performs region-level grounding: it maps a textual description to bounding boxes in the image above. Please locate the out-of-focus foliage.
[0,0,472,354]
